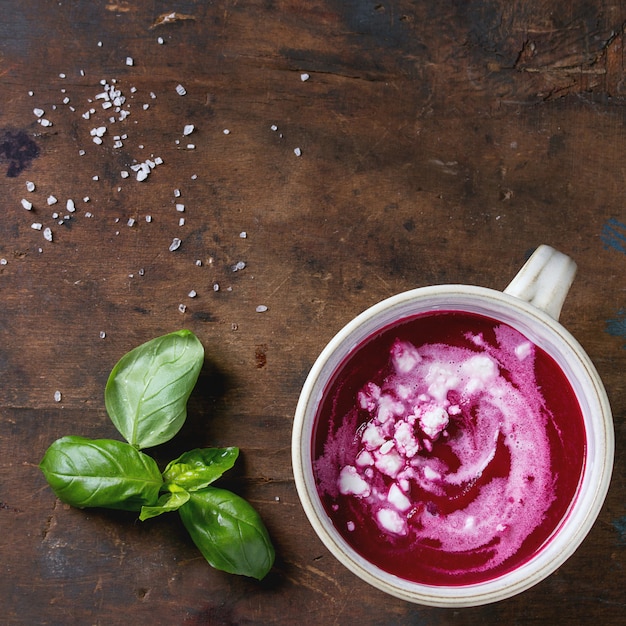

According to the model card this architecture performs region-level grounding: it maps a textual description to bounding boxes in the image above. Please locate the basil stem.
[39,436,163,511]
[139,484,190,521]
[104,329,204,449]
[178,486,275,580]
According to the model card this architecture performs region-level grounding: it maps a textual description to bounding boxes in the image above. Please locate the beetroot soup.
[313,311,586,586]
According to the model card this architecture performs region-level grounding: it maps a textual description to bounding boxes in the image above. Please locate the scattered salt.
[126,57,134,66]
[169,238,182,252]
[294,147,302,157]
[223,129,230,135]
[256,305,268,313]
[99,331,106,339]
[175,203,185,212]
[54,390,62,402]
[178,303,187,313]
[175,84,187,96]
[26,181,35,192]
[33,108,44,118]
[300,73,310,81]
[188,290,197,298]
[232,261,246,272]
[21,199,33,210]
[47,195,58,206]
[183,124,194,136]
[31,223,43,230]
[239,231,247,238]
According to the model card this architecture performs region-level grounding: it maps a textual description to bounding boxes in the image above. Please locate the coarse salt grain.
[26,181,35,192]
[300,73,310,81]
[256,305,268,313]
[169,238,182,252]
[188,290,197,298]
[33,108,44,118]
[54,390,62,402]
[126,57,134,66]
[66,199,75,212]
[43,227,53,242]
[232,261,246,272]
[176,84,187,96]
[178,303,187,313]
[21,199,33,210]
[176,204,185,212]
[0,258,7,265]
[31,223,42,230]
[99,331,106,339]
[47,195,58,206]
[183,124,194,136]
[294,147,302,157]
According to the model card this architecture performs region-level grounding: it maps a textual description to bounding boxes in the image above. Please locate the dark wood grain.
[1,1,625,624]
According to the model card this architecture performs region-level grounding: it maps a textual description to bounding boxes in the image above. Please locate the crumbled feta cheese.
[376,508,407,535]
[338,466,370,497]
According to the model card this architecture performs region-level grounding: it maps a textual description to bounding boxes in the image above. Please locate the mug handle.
[503,245,577,321]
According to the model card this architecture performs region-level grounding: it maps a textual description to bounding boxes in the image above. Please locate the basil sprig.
[39,330,275,580]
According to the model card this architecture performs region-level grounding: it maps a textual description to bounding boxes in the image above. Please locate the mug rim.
[292,284,614,607]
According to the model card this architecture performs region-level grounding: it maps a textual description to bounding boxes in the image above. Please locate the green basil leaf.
[139,485,190,521]
[163,447,239,491]
[39,436,163,511]
[179,487,275,580]
[104,329,204,449]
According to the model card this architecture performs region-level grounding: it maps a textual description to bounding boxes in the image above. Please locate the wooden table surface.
[1,1,625,624]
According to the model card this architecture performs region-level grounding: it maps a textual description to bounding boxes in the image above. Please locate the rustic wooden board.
[1,1,625,623]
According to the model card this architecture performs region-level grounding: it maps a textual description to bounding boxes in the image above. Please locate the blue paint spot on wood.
[606,309,626,346]
[601,218,626,254]
[612,515,626,545]
[0,129,40,177]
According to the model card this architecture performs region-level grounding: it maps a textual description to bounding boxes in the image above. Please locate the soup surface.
[313,310,586,585]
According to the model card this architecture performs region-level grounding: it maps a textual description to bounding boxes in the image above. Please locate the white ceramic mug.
[292,245,614,607]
